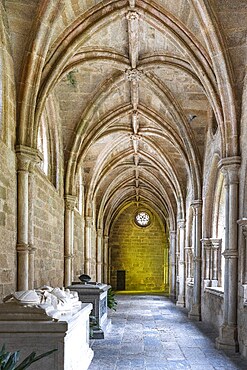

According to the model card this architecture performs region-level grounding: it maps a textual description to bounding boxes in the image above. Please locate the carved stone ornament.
[2,286,82,318]
[125,68,142,82]
[126,11,139,21]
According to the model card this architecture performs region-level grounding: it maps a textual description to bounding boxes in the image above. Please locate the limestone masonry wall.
[110,204,167,292]
[0,142,16,302]
[33,170,64,288]
[73,210,84,281]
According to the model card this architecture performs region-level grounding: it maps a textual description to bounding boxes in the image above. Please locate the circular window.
[135,211,150,227]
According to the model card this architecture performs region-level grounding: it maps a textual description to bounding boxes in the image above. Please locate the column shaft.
[189,200,202,320]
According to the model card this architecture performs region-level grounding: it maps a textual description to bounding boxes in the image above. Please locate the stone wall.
[110,204,168,292]
[73,210,84,280]
[202,289,224,330]
[0,142,16,301]
[33,169,64,288]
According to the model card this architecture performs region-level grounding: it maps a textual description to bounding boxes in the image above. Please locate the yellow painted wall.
[109,204,169,292]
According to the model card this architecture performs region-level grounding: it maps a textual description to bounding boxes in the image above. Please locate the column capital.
[191,199,202,209]
[237,218,247,238]
[97,228,103,237]
[64,194,77,211]
[177,219,185,228]
[16,145,43,172]
[210,238,222,249]
[201,238,212,248]
[104,235,109,242]
[85,216,93,227]
[218,156,241,184]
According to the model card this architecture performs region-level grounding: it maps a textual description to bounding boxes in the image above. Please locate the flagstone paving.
[88,294,247,370]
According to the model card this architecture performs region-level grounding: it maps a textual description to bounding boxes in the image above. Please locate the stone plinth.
[0,302,93,370]
[68,283,111,338]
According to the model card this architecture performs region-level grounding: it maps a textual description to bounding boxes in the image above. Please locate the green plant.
[0,344,57,370]
[66,70,77,87]
[107,288,117,311]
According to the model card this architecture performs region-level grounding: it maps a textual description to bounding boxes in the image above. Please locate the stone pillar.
[237,218,247,283]
[84,216,93,276]
[64,195,76,287]
[216,157,240,352]
[16,146,42,291]
[189,200,202,321]
[169,230,176,300]
[176,221,186,306]
[211,239,222,286]
[96,228,103,283]
[201,238,212,288]
[28,162,36,289]
[103,236,109,283]
[16,153,31,291]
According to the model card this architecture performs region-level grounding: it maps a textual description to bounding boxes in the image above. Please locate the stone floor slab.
[88,294,247,370]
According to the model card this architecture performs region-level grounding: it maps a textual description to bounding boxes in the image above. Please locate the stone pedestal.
[69,283,111,338]
[0,302,94,370]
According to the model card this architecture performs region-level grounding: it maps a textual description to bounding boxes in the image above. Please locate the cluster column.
[96,228,103,282]
[169,230,176,300]
[64,195,76,287]
[176,221,186,307]
[84,216,93,276]
[216,157,240,352]
[189,200,202,321]
[103,235,109,283]
[16,146,41,291]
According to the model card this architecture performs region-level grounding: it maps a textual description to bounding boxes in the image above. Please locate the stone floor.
[88,293,247,370]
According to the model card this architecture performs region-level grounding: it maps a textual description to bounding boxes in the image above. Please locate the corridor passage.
[88,294,246,370]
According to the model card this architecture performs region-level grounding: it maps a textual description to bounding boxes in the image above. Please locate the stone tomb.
[0,289,94,370]
[68,283,111,338]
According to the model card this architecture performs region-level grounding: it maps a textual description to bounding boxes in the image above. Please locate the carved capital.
[64,194,77,211]
[16,145,43,172]
[218,156,241,184]
[177,219,185,229]
[201,238,212,249]
[97,228,103,237]
[85,216,93,228]
[237,218,247,239]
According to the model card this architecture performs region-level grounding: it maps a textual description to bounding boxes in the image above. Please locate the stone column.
[103,235,109,283]
[16,154,31,291]
[64,195,76,287]
[211,239,222,287]
[176,220,186,307]
[96,228,103,283]
[84,216,93,276]
[201,238,212,288]
[216,157,240,352]
[189,200,202,321]
[169,230,176,300]
[237,218,247,283]
[28,161,37,289]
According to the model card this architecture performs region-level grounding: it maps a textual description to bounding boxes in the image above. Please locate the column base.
[216,324,239,353]
[188,304,201,321]
[176,295,185,307]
